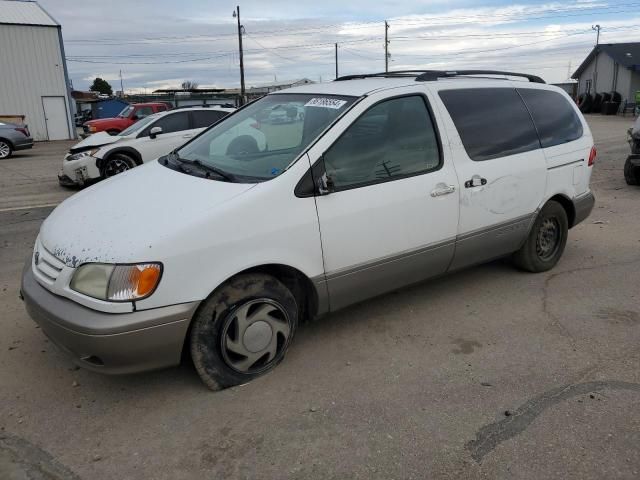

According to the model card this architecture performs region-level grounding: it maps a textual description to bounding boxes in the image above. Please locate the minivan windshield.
[176,93,356,181]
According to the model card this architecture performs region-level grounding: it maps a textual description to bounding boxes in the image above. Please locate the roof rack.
[334,70,545,84]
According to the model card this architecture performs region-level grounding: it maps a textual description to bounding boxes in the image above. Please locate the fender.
[98,146,143,169]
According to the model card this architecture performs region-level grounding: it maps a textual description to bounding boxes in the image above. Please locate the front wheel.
[101,153,136,178]
[513,200,568,273]
[624,155,640,185]
[190,273,298,391]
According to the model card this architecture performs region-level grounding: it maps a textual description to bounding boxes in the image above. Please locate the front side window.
[118,106,134,118]
[439,88,540,161]
[144,112,189,135]
[323,95,441,190]
[119,114,159,136]
[176,93,356,181]
[518,88,583,148]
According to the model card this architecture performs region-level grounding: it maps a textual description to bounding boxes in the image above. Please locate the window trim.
[305,92,444,195]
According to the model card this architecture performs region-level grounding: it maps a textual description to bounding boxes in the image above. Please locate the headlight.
[70,263,162,302]
[67,148,99,161]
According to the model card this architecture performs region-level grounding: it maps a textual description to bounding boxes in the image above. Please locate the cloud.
[38,0,640,90]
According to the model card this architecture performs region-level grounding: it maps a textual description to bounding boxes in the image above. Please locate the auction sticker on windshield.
[304,98,348,109]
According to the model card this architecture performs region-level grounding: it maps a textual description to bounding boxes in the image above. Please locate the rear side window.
[518,89,583,148]
[192,110,228,129]
[439,88,540,161]
[324,95,441,190]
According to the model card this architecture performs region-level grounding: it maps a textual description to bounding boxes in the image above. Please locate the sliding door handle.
[430,184,456,197]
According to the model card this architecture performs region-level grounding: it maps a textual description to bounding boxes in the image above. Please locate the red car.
[83,102,170,135]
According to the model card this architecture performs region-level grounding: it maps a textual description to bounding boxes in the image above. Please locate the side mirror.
[149,126,163,139]
[315,156,334,195]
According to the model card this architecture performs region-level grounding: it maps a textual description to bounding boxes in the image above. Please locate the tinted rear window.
[518,88,583,148]
[439,88,540,161]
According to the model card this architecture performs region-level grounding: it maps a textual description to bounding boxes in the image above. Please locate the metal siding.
[0,0,58,26]
[0,24,72,140]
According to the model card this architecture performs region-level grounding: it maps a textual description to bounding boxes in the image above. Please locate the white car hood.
[72,131,122,149]
[40,161,256,267]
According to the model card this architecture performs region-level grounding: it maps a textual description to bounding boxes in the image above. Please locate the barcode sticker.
[304,98,348,109]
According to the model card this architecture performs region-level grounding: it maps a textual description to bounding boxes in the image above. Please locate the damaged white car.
[58,106,235,186]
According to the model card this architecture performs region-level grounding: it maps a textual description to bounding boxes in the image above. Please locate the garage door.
[42,96,69,140]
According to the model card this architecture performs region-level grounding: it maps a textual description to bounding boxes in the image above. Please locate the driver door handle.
[430,184,456,197]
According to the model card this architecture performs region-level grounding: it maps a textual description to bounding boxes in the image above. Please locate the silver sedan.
[0,121,34,159]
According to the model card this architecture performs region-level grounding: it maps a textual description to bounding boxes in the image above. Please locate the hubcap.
[536,217,560,261]
[0,142,9,158]
[104,158,131,177]
[221,299,291,374]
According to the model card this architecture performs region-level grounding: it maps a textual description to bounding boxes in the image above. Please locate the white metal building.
[0,0,75,140]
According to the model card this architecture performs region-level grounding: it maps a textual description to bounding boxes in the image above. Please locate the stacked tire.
[602,91,621,115]
[577,93,593,113]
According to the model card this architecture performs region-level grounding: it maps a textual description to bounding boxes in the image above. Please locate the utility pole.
[335,43,339,79]
[384,21,390,72]
[233,6,246,105]
[592,24,601,93]
[119,69,124,96]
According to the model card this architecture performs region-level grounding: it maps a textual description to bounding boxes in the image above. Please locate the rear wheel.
[190,273,298,390]
[513,201,568,272]
[624,156,640,185]
[101,153,136,178]
[0,139,12,159]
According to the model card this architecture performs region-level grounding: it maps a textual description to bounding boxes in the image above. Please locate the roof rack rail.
[334,70,545,84]
[414,70,545,83]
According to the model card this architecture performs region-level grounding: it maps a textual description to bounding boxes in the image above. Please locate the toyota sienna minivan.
[22,70,595,390]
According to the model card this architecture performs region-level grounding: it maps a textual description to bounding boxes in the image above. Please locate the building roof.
[572,42,640,78]
[0,0,58,26]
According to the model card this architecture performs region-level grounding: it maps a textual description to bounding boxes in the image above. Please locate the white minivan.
[22,70,595,390]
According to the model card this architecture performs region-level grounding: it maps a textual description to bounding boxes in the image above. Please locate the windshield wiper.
[176,156,236,182]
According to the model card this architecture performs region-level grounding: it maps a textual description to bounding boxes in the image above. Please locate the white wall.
[0,23,73,140]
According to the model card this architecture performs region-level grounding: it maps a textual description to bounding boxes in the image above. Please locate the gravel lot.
[1,115,639,480]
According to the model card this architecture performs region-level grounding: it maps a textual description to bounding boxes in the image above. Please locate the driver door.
[136,111,192,161]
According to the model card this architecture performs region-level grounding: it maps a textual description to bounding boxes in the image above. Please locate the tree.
[181,80,199,90]
[89,77,113,96]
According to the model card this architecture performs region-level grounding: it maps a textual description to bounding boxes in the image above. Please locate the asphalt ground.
[1,115,639,479]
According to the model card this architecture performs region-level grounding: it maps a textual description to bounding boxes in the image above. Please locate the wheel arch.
[100,147,143,168]
[0,137,14,149]
[547,194,576,228]
[180,263,322,361]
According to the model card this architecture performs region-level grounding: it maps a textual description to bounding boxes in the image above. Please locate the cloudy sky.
[39,0,640,92]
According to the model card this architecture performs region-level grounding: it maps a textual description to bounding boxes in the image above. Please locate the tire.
[0,139,12,159]
[513,201,569,273]
[190,273,298,391]
[101,153,137,178]
[624,156,640,185]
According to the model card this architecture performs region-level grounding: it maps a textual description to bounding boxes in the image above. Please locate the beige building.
[0,0,75,140]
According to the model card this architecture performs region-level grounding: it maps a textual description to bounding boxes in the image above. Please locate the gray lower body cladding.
[21,265,199,374]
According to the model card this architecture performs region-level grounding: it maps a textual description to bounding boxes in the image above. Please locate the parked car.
[624,115,640,185]
[22,70,595,390]
[82,102,170,135]
[0,121,33,159]
[59,106,238,186]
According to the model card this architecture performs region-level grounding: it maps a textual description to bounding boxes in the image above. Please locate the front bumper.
[21,264,200,374]
[572,191,595,227]
[60,153,101,186]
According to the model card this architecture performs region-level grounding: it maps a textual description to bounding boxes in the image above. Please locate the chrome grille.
[34,240,65,285]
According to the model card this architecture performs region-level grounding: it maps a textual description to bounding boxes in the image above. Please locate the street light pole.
[233,6,246,105]
[592,24,601,93]
[335,43,338,79]
[384,21,390,72]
